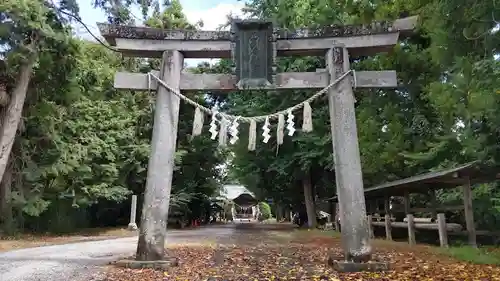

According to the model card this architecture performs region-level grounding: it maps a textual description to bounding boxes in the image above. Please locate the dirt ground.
[0,227,138,252]
[103,224,500,281]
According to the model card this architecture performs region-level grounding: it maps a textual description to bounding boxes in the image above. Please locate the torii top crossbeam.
[97,16,418,59]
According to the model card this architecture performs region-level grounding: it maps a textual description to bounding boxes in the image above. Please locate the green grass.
[438,246,500,265]
[290,230,500,266]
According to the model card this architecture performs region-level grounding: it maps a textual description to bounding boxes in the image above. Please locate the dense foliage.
[258,202,272,221]
[0,0,225,234]
[228,0,500,231]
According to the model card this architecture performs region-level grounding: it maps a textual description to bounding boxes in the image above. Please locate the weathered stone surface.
[327,46,372,264]
[328,257,390,273]
[97,16,418,42]
[113,70,398,91]
[274,16,414,39]
[111,33,400,58]
[231,20,274,89]
[113,258,179,270]
[96,23,229,45]
[135,50,183,262]
[127,222,138,231]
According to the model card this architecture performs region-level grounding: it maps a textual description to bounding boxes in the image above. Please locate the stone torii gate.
[98,16,417,270]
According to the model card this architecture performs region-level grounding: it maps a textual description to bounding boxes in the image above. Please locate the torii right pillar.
[327,45,387,272]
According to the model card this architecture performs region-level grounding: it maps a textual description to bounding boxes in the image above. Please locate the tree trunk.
[275,203,281,221]
[329,199,335,223]
[0,56,36,183]
[284,207,291,221]
[0,161,14,234]
[303,174,317,228]
[278,204,285,221]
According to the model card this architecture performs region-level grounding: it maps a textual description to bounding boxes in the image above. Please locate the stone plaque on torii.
[98,16,417,270]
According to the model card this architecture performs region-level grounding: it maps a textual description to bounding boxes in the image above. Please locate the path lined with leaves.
[0,227,236,281]
[104,223,500,281]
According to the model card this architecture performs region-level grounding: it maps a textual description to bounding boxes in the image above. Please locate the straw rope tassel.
[262,117,271,143]
[191,107,204,138]
[219,118,228,147]
[302,101,313,132]
[248,120,257,151]
[148,70,352,125]
[277,114,285,145]
[147,73,151,94]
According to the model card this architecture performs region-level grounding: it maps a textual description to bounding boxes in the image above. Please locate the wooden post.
[429,189,437,221]
[331,200,337,223]
[334,203,341,231]
[403,190,410,215]
[367,215,374,239]
[329,199,335,223]
[384,196,390,216]
[327,45,371,262]
[384,214,392,241]
[373,199,381,221]
[406,214,416,246]
[128,195,138,231]
[462,177,477,247]
[136,50,184,261]
[437,213,448,247]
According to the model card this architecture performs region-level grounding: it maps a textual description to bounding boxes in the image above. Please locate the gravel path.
[0,226,236,281]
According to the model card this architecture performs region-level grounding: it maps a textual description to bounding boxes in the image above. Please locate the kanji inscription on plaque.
[230,20,274,89]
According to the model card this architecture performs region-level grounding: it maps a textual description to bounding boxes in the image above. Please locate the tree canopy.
[0,0,225,234]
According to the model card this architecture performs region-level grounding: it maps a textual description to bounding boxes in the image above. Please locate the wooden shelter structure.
[217,184,258,207]
[329,161,500,247]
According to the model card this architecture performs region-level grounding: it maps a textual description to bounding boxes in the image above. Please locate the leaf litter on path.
[104,229,500,281]
[0,227,138,252]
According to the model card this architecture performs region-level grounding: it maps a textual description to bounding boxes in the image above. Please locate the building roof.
[220,184,255,200]
[219,184,258,207]
[329,161,500,200]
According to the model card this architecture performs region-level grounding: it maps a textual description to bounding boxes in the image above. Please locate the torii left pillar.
[136,50,184,263]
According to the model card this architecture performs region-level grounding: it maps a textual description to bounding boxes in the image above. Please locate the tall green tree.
[0,0,82,232]
[228,0,500,231]
[0,0,226,236]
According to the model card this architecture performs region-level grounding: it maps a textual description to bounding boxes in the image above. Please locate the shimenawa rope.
[147,70,355,123]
